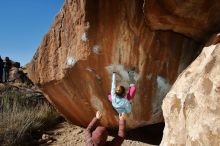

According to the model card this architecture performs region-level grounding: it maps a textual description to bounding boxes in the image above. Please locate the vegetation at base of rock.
[0,84,60,146]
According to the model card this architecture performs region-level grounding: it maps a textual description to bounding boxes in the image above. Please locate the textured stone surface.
[144,0,220,41]
[160,38,220,145]
[26,0,202,128]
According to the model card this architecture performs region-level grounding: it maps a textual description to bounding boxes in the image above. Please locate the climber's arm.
[84,111,102,145]
[111,73,117,100]
[109,113,126,145]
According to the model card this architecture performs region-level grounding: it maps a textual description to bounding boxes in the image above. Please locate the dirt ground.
[39,122,158,146]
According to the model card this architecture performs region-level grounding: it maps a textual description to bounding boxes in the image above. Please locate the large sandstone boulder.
[160,36,220,145]
[26,0,220,129]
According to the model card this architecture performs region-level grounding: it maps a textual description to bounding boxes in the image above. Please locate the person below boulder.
[0,56,3,83]
[84,111,126,146]
[3,57,12,82]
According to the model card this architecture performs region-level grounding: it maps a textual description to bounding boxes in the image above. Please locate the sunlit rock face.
[26,0,200,128]
[160,35,220,146]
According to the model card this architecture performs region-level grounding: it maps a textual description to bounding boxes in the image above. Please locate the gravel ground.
[39,122,158,146]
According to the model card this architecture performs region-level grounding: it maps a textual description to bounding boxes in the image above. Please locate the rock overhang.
[26,0,220,129]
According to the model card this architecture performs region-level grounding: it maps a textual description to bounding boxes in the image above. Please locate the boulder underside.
[26,0,220,132]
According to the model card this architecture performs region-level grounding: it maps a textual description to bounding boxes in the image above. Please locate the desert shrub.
[0,90,59,146]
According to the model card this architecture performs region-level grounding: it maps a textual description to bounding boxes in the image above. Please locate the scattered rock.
[47,140,53,144]
[42,134,50,140]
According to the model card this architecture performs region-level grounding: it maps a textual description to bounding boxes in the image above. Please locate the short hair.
[115,85,125,96]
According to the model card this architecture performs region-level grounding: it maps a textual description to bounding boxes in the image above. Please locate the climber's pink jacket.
[108,84,136,101]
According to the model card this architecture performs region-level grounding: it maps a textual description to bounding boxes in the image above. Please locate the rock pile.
[0,56,32,84]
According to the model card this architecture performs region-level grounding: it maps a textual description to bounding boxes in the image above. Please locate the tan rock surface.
[160,41,220,145]
[26,0,204,128]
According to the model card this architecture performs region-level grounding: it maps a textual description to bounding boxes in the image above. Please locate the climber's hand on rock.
[128,69,135,84]
[128,70,135,78]
[119,113,126,120]
[112,65,117,73]
[96,111,102,119]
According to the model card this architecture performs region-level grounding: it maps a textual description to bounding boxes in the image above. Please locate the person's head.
[116,85,125,96]
[92,126,108,146]
[5,57,9,62]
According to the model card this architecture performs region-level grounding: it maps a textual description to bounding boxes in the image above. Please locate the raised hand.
[96,111,102,119]
[128,70,135,84]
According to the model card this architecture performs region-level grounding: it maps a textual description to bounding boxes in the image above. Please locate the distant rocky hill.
[0,57,45,110]
[0,56,32,84]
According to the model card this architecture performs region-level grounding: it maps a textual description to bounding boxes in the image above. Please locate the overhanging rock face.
[26,0,206,128]
[144,0,220,41]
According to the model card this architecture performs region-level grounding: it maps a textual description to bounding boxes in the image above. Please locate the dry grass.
[0,90,59,146]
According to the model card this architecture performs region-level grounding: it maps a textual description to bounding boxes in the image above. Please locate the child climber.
[108,71,136,113]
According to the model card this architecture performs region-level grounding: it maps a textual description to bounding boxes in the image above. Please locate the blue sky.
[0,0,64,66]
